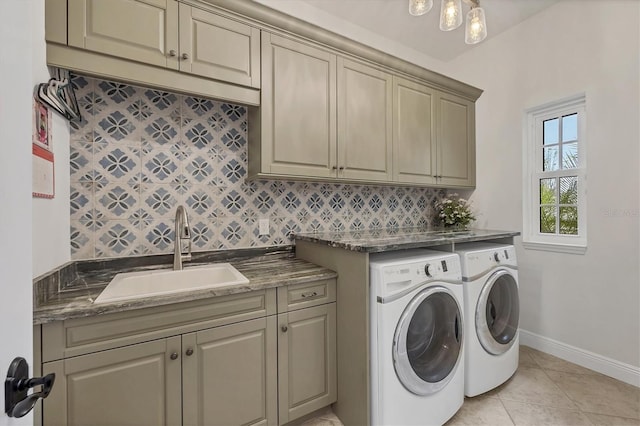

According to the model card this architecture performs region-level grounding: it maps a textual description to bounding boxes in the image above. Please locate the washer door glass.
[393,286,463,396]
[476,270,519,355]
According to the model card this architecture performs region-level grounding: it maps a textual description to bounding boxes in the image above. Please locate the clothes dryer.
[454,243,519,397]
[370,249,464,425]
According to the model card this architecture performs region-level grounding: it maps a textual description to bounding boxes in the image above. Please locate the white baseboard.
[519,329,640,388]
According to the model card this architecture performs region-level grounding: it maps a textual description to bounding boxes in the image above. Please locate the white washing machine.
[454,243,520,397]
[370,249,464,426]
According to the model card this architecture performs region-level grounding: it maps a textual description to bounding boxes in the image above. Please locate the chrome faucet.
[173,205,192,270]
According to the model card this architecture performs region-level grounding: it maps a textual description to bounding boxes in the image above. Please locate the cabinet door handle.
[281,325,288,332]
[168,49,177,57]
[185,348,194,357]
[301,291,318,298]
[170,352,178,360]
[181,53,189,60]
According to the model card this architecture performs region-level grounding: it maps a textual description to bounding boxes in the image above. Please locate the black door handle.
[5,357,56,418]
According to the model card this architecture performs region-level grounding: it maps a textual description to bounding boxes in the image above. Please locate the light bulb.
[439,0,462,31]
[409,0,433,16]
[465,6,487,44]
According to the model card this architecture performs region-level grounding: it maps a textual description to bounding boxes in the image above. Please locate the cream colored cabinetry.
[41,291,277,426]
[48,0,261,104]
[178,3,260,88]
[337,58,393,182]
[42,337,182,426]
[38,281,336,426]
[251,32,337,178]
[392,76,436,185]
[250,34,393,183]
[436,91,476,187]
[182,317,277,426]
[276,279,337,424]
[250,30,477,188]
[392,77,476,187]
[68,0,180,69]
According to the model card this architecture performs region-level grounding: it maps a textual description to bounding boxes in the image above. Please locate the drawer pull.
[281,325,288,332]
[301,291,318,298]
[170,352,178,360]
[185,348,194,357]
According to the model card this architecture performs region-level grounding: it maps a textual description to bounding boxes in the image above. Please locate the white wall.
[440,0,640,370]
[0,1,35,424]
[32,0,71,278]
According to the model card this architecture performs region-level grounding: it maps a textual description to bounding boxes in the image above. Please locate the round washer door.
[392,285,463,396]
[476,270,519,355]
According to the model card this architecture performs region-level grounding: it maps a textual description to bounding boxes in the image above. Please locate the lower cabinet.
[40,283,337,426]
[278,303,337,424]
[182,317,277,426]
[43,337,183,426]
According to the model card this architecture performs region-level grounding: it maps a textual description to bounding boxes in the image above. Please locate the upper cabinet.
[250,30,478,188]
[178,3,260,88]
[49,0,261,105]
[253,33,337,179]
[68,0,180,69]
[337,58,393,182]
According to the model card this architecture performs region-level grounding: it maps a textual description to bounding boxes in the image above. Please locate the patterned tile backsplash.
[69,74,443,259]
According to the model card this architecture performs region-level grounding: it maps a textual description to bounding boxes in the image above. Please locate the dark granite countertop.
[33,247,337,325]
[293,228,520,253]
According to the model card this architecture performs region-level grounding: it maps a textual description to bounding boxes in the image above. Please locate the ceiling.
[289,0,559,61]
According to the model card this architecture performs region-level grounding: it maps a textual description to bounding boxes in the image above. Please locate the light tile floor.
[302,346,640,426]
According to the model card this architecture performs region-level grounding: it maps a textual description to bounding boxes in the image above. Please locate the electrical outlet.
[259,218,270,236]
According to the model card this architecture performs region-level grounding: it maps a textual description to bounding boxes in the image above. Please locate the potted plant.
[436,194,476,229]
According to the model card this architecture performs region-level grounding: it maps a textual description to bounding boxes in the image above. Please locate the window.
[523,95,586,254]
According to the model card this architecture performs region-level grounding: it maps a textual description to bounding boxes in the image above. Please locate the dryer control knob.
[424,264,432,277]
[494,252,500,262]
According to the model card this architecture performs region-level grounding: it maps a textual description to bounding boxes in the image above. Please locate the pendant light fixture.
[409,0,488,44]
[465,2,487,44]
[409,0,433,16]
[439,0,462,31]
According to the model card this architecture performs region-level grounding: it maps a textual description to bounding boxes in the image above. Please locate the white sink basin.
[94,263,249,304]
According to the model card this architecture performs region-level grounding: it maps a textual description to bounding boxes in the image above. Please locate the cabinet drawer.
[277,279,336,312]
[42,289,276,362]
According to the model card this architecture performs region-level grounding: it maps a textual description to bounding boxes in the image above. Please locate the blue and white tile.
[183,151,219,186]
[94,182,141,221]
[207,111,228,133]
[95,109,139,144]
[277,218,302,243]
[98,80,137,106]
[182,95,216,119]
[189,219,217,251]
[141,219,176,254]
[249,186,280,217]
[183,119,217,153]
[142,89,180,115]
[95,220,140,257]
[70,220,94,260]
[142,116,180,145]
[69,141,94,182]
[95,145,141,183]
[141,145,181,183]
[216,217,253,249]
[70,182,94,221]
[219,127,246,153]
[219,187,249,217]
[184,185,220,220]
[220,103,246,123]
[141,184,181,219]
[218,154,246,186]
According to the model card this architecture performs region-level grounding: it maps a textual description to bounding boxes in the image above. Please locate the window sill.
[522,241,587,255]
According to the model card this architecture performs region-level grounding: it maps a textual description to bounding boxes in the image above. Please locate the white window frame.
[523,94,587,254]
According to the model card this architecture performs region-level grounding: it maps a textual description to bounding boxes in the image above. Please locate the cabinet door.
[179,3,260,88]
[68,0,179,69]
[337,58,393,182]
[42,337,182,426]
[182,317,277,426]
[436,92,476,187]
[260,32,338,178]
[393,77,437,184]
[278,303,337,425]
